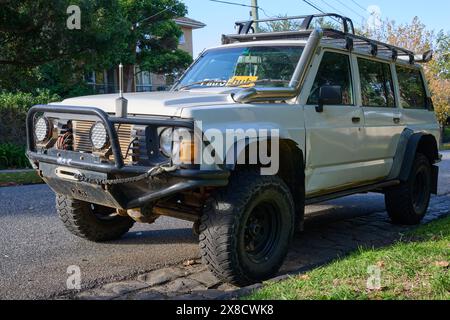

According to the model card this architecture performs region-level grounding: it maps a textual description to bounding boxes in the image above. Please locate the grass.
[247,216,450,300]
[0,170,42,187]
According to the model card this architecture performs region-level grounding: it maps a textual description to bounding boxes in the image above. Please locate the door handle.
[352,117,361,123]
[393,117,401,124]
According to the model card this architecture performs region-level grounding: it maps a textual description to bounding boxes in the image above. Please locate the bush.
[0,90,60,145]
[0,143,29,169]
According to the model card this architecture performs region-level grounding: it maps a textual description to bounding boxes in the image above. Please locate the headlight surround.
[159,127,174,157]
[159,127,198,164]
[34,117,51,143]
[90,122,109,150]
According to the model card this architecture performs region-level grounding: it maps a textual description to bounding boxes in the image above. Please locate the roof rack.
[222,13,432,64]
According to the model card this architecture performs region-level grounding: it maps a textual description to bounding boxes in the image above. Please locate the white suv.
[27,14,441,286]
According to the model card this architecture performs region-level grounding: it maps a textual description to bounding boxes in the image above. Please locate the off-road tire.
[199,169,295,286]
[56,195,135,242]
[385,153,432,225]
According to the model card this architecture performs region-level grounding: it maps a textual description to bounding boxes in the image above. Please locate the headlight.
[35,117,51,143]
[159,127,197,164]
[90,122,109,150]
[159,127,173,157]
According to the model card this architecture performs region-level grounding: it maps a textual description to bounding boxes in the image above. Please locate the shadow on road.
[111,227,197,245]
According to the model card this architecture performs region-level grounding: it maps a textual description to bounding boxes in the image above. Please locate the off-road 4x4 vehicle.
[27,14,442,286]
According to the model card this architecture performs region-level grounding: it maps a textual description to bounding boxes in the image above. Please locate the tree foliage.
[0,0,192,96]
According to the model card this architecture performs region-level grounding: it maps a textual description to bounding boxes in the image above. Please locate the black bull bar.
[26,105,229,209]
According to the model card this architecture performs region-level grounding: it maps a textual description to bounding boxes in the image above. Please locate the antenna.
[116,63,128,118]
[119,63,124,98]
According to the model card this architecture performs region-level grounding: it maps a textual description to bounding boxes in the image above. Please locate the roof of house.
[174,17,206,29]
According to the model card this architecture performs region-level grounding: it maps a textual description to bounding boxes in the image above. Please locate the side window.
[396,65,427,109]
[307,52,354,105]
[358,58,395,107]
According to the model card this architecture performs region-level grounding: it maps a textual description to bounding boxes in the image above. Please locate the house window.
[179,33,186,45]
[85,70,109,94]
[135,66,152,92]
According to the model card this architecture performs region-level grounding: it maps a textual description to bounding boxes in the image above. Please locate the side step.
[305,180,400,205]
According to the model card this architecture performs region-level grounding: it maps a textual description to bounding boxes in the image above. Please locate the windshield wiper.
[177,80,228,91]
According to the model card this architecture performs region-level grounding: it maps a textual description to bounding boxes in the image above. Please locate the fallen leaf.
[183,259,196,267]
[298,274,310,281]
[376,261,385,268]
[434,261,449,268]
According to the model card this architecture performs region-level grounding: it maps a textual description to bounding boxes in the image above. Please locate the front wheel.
[385,153,432,225]
[199,169,295,286]
[56,195,135,242]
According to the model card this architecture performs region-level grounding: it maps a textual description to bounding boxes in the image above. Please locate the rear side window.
[307,52,354,105]
[396,66,427,109]
[358,58,395,108]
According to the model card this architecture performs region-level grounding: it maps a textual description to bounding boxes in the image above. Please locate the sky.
[182,0,450,56]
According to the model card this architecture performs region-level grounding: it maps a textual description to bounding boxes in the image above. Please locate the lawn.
[247,216,450,300]
[0,170,42,187]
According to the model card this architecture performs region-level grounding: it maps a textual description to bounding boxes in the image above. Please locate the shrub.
[0,143,29,169]
[0,90,60,145]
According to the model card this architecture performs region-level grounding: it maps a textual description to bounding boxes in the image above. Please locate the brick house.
[86,17,205,94]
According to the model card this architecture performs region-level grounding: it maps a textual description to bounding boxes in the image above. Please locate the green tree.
[117,0,192,91]
[0,0,192,96]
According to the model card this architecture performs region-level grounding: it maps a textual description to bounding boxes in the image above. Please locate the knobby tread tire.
[199,169,295,286]
[385,153,432,225]
[56,195,134,242]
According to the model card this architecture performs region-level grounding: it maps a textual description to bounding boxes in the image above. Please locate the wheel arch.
[228,138,306,230]
[395,130,440,194]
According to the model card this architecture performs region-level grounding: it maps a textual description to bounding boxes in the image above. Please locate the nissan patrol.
[26,14,441,286]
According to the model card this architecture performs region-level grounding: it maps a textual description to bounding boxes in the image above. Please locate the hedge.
[0,90,60,145]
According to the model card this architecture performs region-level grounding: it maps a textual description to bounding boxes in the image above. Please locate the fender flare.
[388,129,439,194]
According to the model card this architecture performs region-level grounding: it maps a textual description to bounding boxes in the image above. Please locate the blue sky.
[182,0,450,56]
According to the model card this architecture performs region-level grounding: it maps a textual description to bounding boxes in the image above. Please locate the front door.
[302,50,366,197]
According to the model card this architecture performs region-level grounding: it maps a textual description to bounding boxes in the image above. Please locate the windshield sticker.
[226,76,259,88]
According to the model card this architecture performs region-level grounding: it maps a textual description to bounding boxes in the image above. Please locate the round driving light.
[90,122,109,150]
[159,128,173,157]
[35,117,51,143]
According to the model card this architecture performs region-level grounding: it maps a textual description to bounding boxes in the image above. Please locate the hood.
[51,88,237,118]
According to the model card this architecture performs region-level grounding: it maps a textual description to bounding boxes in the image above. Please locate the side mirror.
[316,85,342,113]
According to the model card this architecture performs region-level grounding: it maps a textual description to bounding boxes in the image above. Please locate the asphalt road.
[0,152,449,300]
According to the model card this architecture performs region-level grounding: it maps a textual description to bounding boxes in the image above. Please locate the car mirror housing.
[316,85,342,112]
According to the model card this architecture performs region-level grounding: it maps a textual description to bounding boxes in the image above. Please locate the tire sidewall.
[235,182,294,282]
[408,155,432,218]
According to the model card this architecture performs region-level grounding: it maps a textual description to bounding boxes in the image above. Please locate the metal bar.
[233,28,323,103]
[27,105,124,169]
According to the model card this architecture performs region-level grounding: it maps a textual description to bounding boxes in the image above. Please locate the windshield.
[175,45,304,90]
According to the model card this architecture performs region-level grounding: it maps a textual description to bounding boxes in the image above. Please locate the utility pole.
[251,0,259,31]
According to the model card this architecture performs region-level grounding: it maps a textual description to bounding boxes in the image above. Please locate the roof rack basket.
[222,13,432,64]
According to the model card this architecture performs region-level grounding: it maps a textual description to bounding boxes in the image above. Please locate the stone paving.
[69,194,450,300]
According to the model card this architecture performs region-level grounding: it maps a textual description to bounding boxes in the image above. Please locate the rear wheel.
[385,153,432,225]
[56,195,135,242]
[199,169,295,286]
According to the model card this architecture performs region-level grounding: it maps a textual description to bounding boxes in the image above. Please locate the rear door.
[395,65,440,140]
[356,57,404,181]
[302,50,366,196]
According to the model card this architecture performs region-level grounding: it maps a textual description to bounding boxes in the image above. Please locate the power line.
[133,4,178,29]
[208,0,274,18]
[302,0,326,14]
[350,0,368,13]
[209,0,257,8]
[334,0,367,20]
[317,0,346,16]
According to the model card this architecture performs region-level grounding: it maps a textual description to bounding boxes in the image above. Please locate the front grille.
[72,120,138,164]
